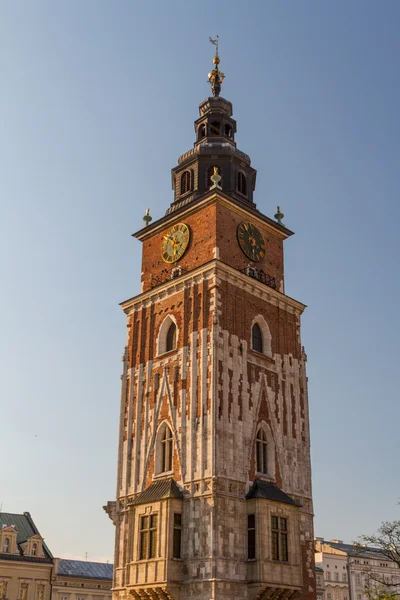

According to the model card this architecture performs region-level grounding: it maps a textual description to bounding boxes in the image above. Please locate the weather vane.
[208,35,225,97]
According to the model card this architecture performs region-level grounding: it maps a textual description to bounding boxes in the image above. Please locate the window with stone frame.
[256,428,268,474]
[166,322,177,352]
[247,514,256,560]
[2,538,10,553]
[173,513,182,559]
[160,425,173,472]
[342,573,347,582]
[252,323,263,353]
[335,572,339,581]
[326,572,331,581]
[271,516,288,562]
[0,581,8,600]
[237,171,247,196]
[19,583,29,600]
[32,542,38,556]
[36,584,44,600]
[139,514,158,560]
[180,170,192,196]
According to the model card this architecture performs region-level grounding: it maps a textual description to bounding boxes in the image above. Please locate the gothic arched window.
[237,171,247,196]
[157,423,173,474]
[2,538,10,553]
[157,316,178,356]
[252,323,263,353]
[32,543,37,556]
[166,322,177,352]
[256,429,268,474]
[180,170,191,195]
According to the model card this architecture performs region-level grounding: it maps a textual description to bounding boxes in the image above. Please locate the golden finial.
[142,208,152,227]
[274,206,285,226]
[208,36,225,97]
[209,166,222,190]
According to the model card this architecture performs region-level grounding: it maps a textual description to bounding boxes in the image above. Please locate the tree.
[357,520,400,600]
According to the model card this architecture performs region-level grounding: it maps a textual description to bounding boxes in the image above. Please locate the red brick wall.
[216,202,284,285]
[140,198,285,293]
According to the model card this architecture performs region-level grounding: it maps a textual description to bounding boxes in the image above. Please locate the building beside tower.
[105,45,316,600]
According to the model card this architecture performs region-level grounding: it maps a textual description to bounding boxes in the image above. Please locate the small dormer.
[0,524,18,554]
[20,534,44,557]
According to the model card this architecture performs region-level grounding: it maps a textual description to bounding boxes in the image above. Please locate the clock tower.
[105,43,316,600]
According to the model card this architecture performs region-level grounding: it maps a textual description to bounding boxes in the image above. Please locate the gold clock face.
[237,221,266,262]
[161,222,190,263]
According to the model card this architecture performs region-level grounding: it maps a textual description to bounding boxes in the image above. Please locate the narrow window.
[198,124,206,139]
[256,429,268,474]
[326,572,331,581]
[224,124,232,138]
[36,584,44,600]
[252,323,263,353]
[0,582,8,600]
[166,322,177,352]
[180,171,191,195]
[237,171,247,196]
[2,538,9,553]
[247,514,256,560]
[173,514,182,559]
[149,514,158,558]
[271,516,288,561]
[161,425,173,472]
[32,542,37,556]
[139,514,158,560]
[210,121,220,135]
[19,584,29,600]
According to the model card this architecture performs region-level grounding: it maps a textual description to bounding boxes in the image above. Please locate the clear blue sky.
[1,1,399,562]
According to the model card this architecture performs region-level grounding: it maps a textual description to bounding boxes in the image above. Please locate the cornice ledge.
[120,263,218,314]
[133,192,293,241]
[215,262,306,314]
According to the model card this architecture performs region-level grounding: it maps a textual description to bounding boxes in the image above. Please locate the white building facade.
[315,538,400,600]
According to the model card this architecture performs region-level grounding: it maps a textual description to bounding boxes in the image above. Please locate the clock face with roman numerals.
[161,223,190,263]
[237,221,266,262]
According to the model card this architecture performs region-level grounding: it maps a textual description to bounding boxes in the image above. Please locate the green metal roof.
[0,512,53,559]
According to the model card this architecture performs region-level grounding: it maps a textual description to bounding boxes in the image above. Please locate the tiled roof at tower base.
[131,479,184,506]
[245,479,302,506]
[58,559,113,579]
